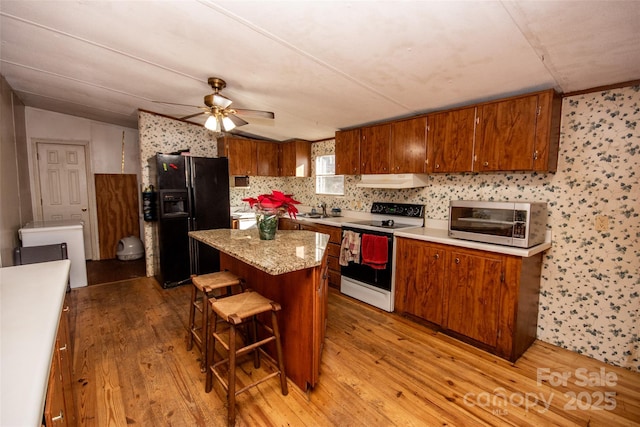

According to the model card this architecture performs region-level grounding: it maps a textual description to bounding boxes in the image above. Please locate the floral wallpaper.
[138,85,639,372]
[137,111,219,277]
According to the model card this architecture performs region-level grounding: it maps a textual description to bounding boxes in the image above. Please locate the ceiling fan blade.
[227,114,249,127]
[180,111,206,120]
[233,108,275,119]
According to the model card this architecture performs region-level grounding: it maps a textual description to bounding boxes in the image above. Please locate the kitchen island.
[189,228,329,391]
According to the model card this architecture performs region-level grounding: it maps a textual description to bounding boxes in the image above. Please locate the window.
[315,155,344,195]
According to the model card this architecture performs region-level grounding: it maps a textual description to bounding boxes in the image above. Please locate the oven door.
[340,226,393,291]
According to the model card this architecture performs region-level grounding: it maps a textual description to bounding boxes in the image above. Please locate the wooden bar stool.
[205,290,288,427]
[187,271,244,372]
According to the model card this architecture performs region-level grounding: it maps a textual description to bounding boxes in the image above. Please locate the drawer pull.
[455,258,460,264]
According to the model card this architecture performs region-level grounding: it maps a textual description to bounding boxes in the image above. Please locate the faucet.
[318,202,327,217]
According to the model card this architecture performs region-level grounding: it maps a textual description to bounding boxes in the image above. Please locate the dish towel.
[361,234,389,270]
[339,230,361,266]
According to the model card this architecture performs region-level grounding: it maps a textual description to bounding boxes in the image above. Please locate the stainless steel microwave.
[448,200,547,248]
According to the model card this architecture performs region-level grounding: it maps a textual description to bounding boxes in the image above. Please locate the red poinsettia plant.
[243,190,300,218]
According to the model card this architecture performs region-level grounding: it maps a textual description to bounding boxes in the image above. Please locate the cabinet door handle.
[51,411,64,422]
[434,254,439,260]
[59,344,67,351]
[435,164,440,169]
[455,257,460,264]
[483,162,489,167]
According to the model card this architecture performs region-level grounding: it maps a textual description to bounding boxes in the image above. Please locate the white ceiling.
[1,1,639,142]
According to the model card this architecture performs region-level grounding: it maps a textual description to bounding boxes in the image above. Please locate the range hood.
[356,174,429,189]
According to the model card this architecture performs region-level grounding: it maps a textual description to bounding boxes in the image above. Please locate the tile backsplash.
[139,84,639,372]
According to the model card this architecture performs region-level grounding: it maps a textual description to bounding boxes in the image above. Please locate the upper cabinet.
[218,137,311,177]
[335,128,360,175]
[256,141,279,176]
[391,117,427,173]
[218,137,257,176]
[361,123,391,174]
[335,88,561,175]
[475,89,562,172]
[279,140,311,177]
[426,107,476,173]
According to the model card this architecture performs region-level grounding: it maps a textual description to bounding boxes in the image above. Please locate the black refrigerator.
[153,154,230,288]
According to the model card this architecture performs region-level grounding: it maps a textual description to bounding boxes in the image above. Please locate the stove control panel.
[370,202,424,218]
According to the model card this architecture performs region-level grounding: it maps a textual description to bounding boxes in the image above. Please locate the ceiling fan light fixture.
[222,116,237,131]
[204,115,220,132]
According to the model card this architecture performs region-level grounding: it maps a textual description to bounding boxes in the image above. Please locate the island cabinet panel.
[361,123,391,174]
[256,140,279,176]
[426,107,476,173]
[394,237,445,325]
[218,137,257,175]
[390,116,427,173]
[393,237,542,361]
[335,128,360,175]
[219,252,327,391]
[279,140,311,177]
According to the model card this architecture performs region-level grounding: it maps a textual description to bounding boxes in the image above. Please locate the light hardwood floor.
[69,277,640,426]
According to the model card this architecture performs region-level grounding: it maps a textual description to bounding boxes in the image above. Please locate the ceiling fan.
[158,77,275,132]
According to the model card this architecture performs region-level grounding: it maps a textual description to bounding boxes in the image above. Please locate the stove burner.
[381,219,394,227]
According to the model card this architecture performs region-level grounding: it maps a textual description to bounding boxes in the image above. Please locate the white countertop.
[394,219,552,257]
[1,260,71,427]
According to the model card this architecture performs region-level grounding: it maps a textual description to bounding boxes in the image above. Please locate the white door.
[37,142,93,259]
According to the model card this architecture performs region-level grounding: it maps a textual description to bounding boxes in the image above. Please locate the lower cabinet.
[394,237,542,361]
[44,305,76,426]
[279,218,342,289]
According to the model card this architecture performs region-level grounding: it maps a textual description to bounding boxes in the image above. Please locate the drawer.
[327,255,340,272]
[327,242,340,258]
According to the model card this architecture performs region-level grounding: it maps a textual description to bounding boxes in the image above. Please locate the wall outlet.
[595,215,609,232]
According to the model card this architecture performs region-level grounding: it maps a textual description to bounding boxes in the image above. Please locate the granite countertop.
[1,260,71,427]
[189,229,330,275]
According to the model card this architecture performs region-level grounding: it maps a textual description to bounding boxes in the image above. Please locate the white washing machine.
[19,220,88,288]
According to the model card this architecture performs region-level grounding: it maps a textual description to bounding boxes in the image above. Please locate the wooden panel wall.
[95,174,140,259]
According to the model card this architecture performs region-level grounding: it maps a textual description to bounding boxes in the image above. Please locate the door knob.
[82,208,87,212]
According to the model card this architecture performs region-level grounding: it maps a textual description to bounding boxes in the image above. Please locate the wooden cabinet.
[280,219,342,289]
[336,88,560,176]
[44,305,76,427]
[279,140,311,177]
[219,137,311,177]
[394,238,445,324]
[394,237,542,361]
[360,123,391,174]
[256,141,279,176]
[443,249,503,348]
[335,128,360,175]
[475,89,561,172]
[426,107,476,173]
[390,117,427,173]
[278,217,300,230]
[218,137,257,176]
